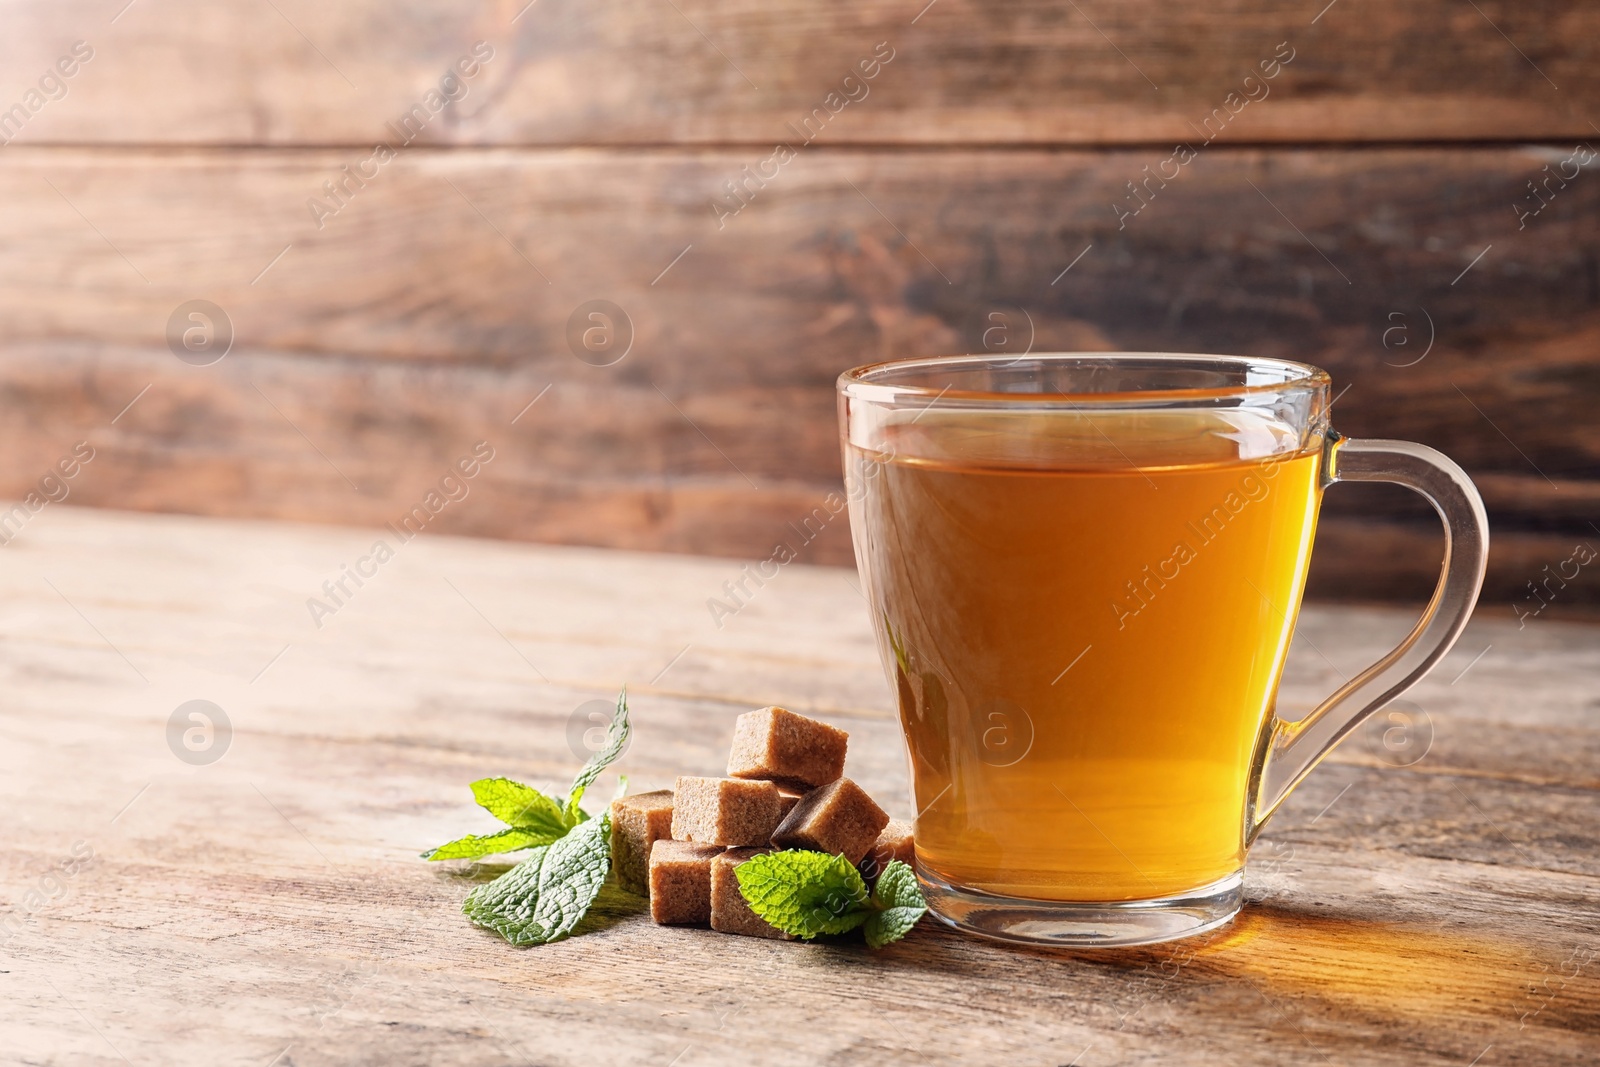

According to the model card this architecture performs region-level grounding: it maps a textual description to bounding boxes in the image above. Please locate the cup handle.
[1247,432,1490,841]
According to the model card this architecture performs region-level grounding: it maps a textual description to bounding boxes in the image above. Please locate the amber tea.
[848,409,1323,901]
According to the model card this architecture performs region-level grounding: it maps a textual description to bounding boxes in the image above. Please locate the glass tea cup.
[839,353,1488,947]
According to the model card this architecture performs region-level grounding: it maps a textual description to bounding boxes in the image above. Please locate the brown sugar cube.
[648,839,724,925]
[608,790,675,896]
[710,848,796,941]
[671,776,784,846]
[727,707,848,792]
[771,778,890,864]
[858,819,915,885]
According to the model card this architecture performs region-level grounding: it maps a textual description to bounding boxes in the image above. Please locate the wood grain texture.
[0,507,1595,1065]
[0,143,1594,597]
[1,0,1597,145]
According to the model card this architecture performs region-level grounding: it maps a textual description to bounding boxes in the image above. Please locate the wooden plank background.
[0,0,1596,605]
[3,0,1599,144]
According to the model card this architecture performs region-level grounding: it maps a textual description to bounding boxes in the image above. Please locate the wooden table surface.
[1,506,1596,1066]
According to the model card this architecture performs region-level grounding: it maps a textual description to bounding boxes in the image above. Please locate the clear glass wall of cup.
[838,354,1488,947]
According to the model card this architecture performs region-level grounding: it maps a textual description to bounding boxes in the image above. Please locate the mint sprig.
[423,826,561,861]
[422,688,631,861]
[735,850,871,937]
[863,860,927,948]
[563,687,631,823]
[735,852,927,946]
[462,814,613,945]
[471,777,571,837]
[421,776,574,861]
[427,688,631,947]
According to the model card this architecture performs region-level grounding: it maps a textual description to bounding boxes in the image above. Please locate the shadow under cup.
[838,353,1334,947]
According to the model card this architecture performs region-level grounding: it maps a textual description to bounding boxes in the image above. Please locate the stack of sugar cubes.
[609,706,914,940]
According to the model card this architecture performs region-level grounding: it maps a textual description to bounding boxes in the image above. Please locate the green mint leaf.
[471,777,569,837]
[864,905,923,948]
[863,860,927,947]
[422,826,562,861]
[564,688,630,823]
[735,850,871,939]
[871,860,925,910]
[462,814,611,946]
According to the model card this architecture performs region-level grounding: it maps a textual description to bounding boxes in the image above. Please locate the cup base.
[921,869,1243,949]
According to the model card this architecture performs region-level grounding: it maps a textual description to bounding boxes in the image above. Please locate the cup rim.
[837,352,1331,405]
